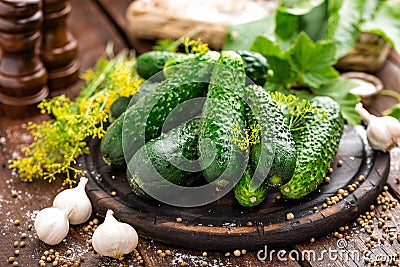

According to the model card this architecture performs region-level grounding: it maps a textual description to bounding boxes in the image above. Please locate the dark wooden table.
[2,1,400,266]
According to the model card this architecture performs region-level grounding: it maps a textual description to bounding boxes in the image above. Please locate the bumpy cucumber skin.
[234,167,268,207]
[127,119,200,199]
[136,51,186,79]
[100,51,220,168]
[280,96,344,199]
[235,50,269,86]
[244,85,296,188]
[199,51,247,183]
[109,82,159,122]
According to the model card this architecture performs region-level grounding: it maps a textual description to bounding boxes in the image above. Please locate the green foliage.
[9,51,143,186]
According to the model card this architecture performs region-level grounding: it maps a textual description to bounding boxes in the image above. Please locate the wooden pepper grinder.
[0,0,49,117]
[41,0,79,92]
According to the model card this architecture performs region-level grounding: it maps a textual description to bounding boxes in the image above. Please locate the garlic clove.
[92,209,138,259]
[34,207,71,245]
[355,102,400,152]
[53,177,92,225]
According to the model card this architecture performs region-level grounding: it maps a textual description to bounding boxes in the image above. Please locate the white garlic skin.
[92,209,138,259]
[355,103,400,152]
[34,207,71,245]
[53,177,92,225]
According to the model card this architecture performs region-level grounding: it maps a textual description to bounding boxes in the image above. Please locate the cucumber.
[243,85,296,188]
[280,96,344,199]
[109,81,159,121]
[127,119,201,199]
[199,51,247,184]
[136,51,187,79]
[100,51,220,168]
[235,50,269,86]
[234,166,268,207]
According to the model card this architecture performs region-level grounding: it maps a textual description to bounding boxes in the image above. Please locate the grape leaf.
[287,32,338,89]
[223,17,274,51]
[315,78,361,125]
[361,1,400,52]
[325,0,364,59]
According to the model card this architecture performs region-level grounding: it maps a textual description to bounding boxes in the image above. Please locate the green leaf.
[275,9,301,41]
[250,36,284,58]
[316,78,361,125]
[361,0,386,21]
[383,104,400,120]
[281,0,325,15]
[223,17,275,51]
[361,1,400,52]
[287,32,338,88]
[275,0,328,41]
[325,0,363,59]
[265,57,297,86]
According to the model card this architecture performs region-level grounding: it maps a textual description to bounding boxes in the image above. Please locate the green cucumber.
[109,81,160,121]
[199,51,247,184]
[235,50,269,86]
[234,166,268,207]
[280,96,344,199]
[243,85,296,188]
[100,51,220,168]
[127,119,201,199]
[136,51,187,79]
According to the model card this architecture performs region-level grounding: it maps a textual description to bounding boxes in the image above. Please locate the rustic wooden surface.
[1,0,400,266]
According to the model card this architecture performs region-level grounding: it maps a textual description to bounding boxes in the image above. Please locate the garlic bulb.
[53,177,92,225]
[355,102,400,152]
[92,209,138,258]
[34,207,71,245]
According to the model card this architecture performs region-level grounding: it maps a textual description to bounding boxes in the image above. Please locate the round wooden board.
[80,125,390,251]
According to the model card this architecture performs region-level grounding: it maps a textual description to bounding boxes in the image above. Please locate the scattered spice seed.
[337,160,343,166]
[160,252,166,257]
[233,250,241,257]
[11,190,18,198]
[111,191,117,196]
[275,194,281,200]
[310,238,315,243]
[202,261,208,266]
[156,249,162,255]
[12,262,18,267]
[20,233,27,239]
[328,167,334,174]
[19,241,26,247]
[324,176,331,183]
[13,241,18,247]
[225,252,230,257]
[246,221,253,226]
[286,213,295,220]
[13,220,20,226]
[14,250,20,256]
[176,217,183,223]
[165,249,171,255]
[202,252,207,257]
[181,261,187,266]
[241,249,247,255]
[27,224,32,231]
[8,257,14,263]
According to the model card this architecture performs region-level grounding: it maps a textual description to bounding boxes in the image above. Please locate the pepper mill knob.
[41,0,80,92]
[0,0,48,118]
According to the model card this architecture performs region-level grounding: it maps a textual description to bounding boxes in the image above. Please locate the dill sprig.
[8,49,144,187]
[270,91,324,133]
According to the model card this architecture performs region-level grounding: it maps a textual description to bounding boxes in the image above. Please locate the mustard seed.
[337,160,343,166]
[13,220,20,226]
[286,213,295,220]
[165,249,171,255]
[176,217,183,223]
[225,252,230,257]
[19,241,26,247]
[233,250,241,257]
[8,257,14,262]
[324,177,331,183]
[111,191,117,196]
[202,261,208,266]
[12,262,18,266]
[202,252,207,257]
[241,249,247,255]
[181,261,187,266]
[14,250,20,255]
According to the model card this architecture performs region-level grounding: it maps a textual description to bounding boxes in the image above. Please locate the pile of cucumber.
[100,50,344,207]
